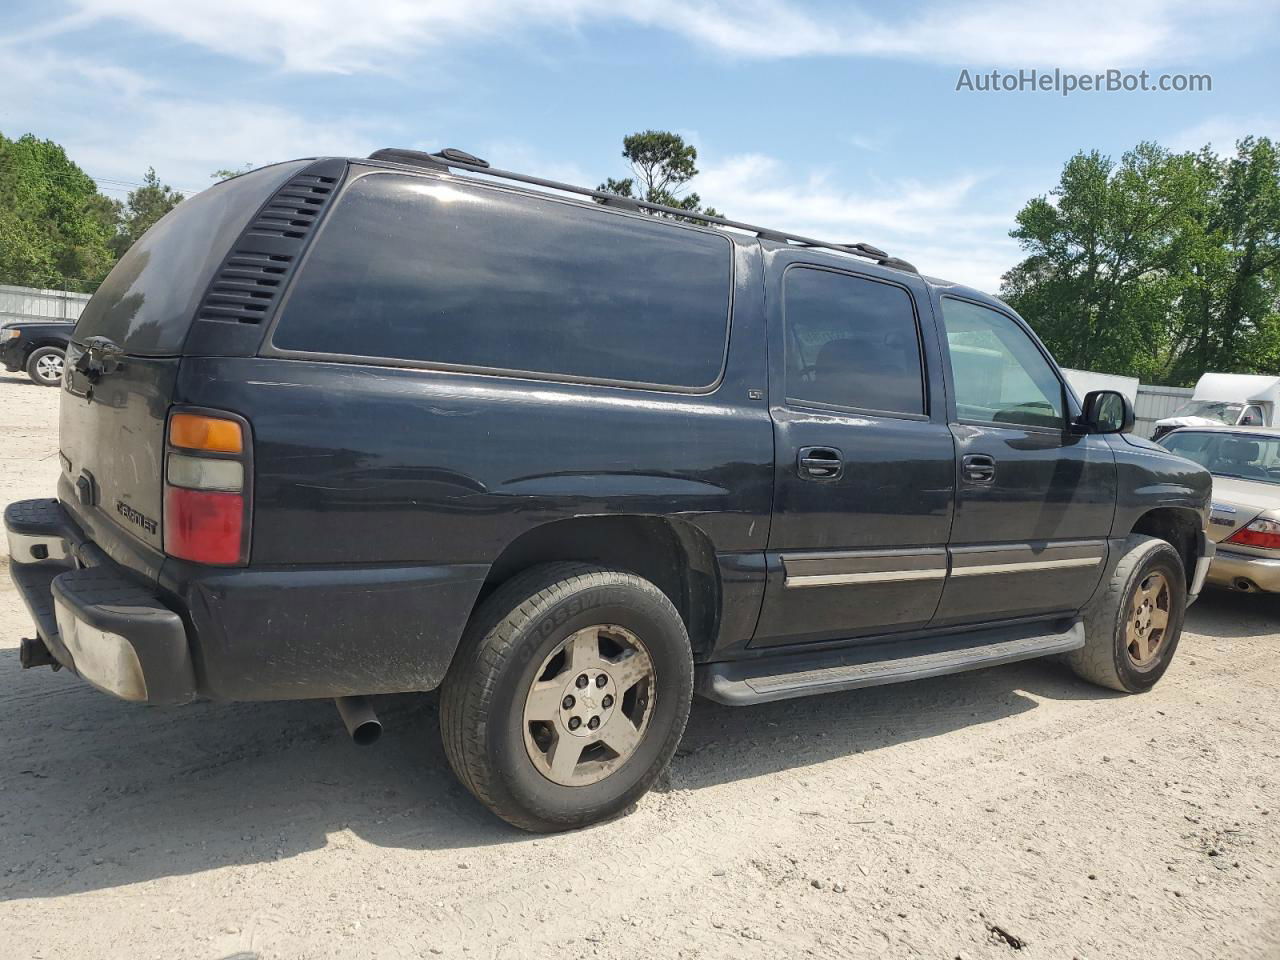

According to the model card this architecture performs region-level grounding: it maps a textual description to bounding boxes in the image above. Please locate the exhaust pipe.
[19,636,57,669]
[1233,577,1258,593]
[335,696,382,746]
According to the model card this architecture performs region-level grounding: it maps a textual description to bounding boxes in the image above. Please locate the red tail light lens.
[163,409,250,565]
[164,487,244,565]
[1226,517,1280,551]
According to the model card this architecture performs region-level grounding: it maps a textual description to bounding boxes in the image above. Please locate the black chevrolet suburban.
[5,149,1215,832]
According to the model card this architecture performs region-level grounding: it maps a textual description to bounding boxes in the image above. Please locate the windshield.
[1168,400,1245,424]
[1160,431,1280,485]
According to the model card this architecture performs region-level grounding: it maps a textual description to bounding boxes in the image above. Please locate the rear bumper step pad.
[698,620,1085,705]
[5,498,196,705]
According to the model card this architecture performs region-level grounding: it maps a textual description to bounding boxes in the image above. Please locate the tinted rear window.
[272,173,733,389]
[74,162,308,356]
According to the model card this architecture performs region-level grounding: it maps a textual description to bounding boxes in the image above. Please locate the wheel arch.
[22,343,67,363]
[473,515,722,657]
[1129,507,1201,588]
[24,339,69,356]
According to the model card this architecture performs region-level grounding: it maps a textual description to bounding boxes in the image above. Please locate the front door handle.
[962,453,996,484]
[798,446,844,481]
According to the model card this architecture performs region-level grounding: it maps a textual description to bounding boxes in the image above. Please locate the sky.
[2,0,1279,292]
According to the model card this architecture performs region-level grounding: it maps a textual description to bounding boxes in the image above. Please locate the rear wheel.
[26,346,65,387]
[1067,535,1187,693]
[440,563,693,832]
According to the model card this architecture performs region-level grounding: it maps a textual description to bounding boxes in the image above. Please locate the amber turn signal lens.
[169,413,243,453]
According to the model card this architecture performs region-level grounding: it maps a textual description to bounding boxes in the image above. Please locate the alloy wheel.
[522,624,656,786]
[1125,571,1170,669]
[35,353,63,384]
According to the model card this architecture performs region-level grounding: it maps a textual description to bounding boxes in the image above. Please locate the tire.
[26,346,65,387]
[440,562,694,832]
[1067,535,1187,693]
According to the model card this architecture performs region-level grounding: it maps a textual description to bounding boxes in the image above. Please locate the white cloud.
[48,0,1275,74]
[692,152,1024,292]
[1168,114,1279,153]
[0,53,386,194]
[80,101,384,195]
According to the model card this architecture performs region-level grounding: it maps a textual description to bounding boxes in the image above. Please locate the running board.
[698,619,1085,706]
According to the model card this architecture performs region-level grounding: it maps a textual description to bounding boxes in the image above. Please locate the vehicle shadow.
[0,651,1112,902]
[1185,588,1280,638]
[0,373,40,387]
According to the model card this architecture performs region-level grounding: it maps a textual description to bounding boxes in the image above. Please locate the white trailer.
[1152,373,1280,439]
[1061,368,1139,405]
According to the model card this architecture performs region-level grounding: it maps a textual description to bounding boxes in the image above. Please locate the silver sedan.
[1159,426,1280,593]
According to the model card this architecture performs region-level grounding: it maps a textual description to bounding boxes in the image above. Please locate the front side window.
[941,298,1064,429]
[273,173,733,389]
[783,267,925,416]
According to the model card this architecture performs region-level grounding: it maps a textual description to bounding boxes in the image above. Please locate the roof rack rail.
[365,147,918,274]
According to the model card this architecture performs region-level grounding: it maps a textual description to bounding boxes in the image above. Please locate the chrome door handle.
[962,453,996,484]
[798,446,843,481]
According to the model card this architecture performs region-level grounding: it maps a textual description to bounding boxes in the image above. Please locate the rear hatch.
[58,162,309,576]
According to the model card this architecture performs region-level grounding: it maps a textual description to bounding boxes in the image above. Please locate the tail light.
[164,410,251,565]
[1226,517,1280,551]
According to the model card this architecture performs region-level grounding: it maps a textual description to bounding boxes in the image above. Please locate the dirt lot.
[0,372,1277,960]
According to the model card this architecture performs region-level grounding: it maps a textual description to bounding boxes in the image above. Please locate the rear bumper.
[1204,546,1280,593]
[7,497,487,703]
[5,498,196,704]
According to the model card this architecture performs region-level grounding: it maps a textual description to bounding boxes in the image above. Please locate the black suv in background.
[5,149,1214,832]
[1,319,73,386]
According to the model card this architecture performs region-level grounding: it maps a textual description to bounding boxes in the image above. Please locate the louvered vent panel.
[195,167,341,326]
[245,173,337,239]
[197,251,294,323]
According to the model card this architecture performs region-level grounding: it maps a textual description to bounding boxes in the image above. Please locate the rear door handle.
[962,453,996,484]
[798,446,844,481]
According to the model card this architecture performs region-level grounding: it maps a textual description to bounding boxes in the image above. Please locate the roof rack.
[366,148,919,274]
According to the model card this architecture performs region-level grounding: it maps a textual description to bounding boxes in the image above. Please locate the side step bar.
[698,619,1085,706]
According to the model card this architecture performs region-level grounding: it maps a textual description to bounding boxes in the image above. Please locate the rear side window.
[783,267,925,416]
[74,161,307,355]
[272,173,734,389]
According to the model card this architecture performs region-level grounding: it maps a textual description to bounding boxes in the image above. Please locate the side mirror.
[1081,389,1135,435]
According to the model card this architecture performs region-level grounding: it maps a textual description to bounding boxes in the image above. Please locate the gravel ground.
[1,370,1278,960]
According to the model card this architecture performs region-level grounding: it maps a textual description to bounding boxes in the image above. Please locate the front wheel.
[1067,535,1187,693]
[440,563,694,832]
[26,346,65,387]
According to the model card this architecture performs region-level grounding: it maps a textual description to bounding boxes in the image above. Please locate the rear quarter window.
[270,173,734,390]
[74,162,308,356]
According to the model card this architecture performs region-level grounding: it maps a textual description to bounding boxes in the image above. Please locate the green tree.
[1001,142,1206,381]
[112,167,184,257]
[1165,138,1280,382]
[211,164,253,181]
[598,130,721,218]
[1003,138,1280,385]
[0,132,118,290]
